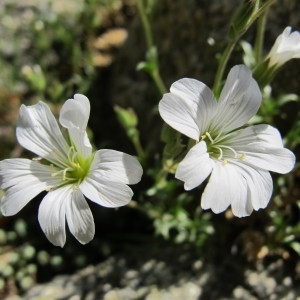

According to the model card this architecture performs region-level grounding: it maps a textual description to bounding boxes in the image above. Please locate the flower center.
[201,131,245,165]
[50,147,94,186]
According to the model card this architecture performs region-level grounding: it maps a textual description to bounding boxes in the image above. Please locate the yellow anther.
[45,187,52,192]
[239,153,246,160]
[205,132,214,143]
[222,159,228,166]
[32,157,42,161]
[201,134,206,140]
[72,162,80,168]
[49,164,58,177]
[62,169,67,181]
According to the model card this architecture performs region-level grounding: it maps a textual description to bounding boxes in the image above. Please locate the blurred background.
[0,0,299,299]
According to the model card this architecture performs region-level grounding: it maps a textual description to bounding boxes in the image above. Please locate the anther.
[205,132,214,143]
[239,153,246,160]
[222,159,228,166]
[214,146,223,160]
[62,169,67,181]
[218,145,238,158]
[32,157,42,161]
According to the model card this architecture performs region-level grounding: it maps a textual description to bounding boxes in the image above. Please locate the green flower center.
[66,155,93,183]
[202,131,245,165]
[49,147,94,188]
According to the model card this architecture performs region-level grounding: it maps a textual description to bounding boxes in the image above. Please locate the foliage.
[0,0,299,297]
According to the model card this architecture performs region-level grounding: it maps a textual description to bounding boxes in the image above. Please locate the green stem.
[254,10,268,63]
[136,0,153,49]
[136,0,167,95]
[212,0,276,96]
[212,39,237,97]
[251,0,277,23]
[132,135,146,160]
[151,69,168,95]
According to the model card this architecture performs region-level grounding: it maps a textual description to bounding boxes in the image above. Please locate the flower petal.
[59,94,90,132]
[59,94,92,157]
[38,186,70,247]
[89,149,143,185]
[210,65,261,133]
[268,27,300,66]
[159,78,217,140]
[67,127,92,157]
[65,189,95,245]
[227,125,295,173]
[0,159,57,216]
[201,161,253,217]
[230,160,273,211]
[227,124,284,148]
[175,141,213,190]
[16,102,69,166]
[80,176,133,208]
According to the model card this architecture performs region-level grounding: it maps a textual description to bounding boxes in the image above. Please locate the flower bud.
[230,0,260,39]
[267,26,300,68]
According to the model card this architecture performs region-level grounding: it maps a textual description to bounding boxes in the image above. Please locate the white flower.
[0,94,143,247]
[158,65,295,217]
[267,26,300,67]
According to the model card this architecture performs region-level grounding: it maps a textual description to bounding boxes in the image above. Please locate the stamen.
[217,145,238,158]
[205,132,214,143]
[45,187,52,192]
[67,146,76,163]
[72,162,80,168]
[32,157,42,161]
[213,146,223,160]
[71,151,78,164]
[239,153,246,160]
[49,164,55,175]
[222,159,228,166]
[201,134,206,140]
[213,130,223,143]
[62,169,68,181]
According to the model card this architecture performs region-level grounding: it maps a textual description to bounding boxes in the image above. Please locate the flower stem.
[212,0,276,97]
[251,0,277,22]
[132,135,146,160]
[253,10,268,63]
[136,0,167,95]
[151,69,168,95]
[212,39,237,97]
[136,0,153,49]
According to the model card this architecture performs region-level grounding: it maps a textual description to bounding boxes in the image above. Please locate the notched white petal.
[67,127,92,158]
[159,78,218,140]
[159,93,201,141]
[268,26,300,66]
[80,177,134,208]
[232,161,273,211]
[38,186,70,247]
[59,94,92,157]
[65,189,95,245]
[211,65,262,132]
[228,124,284,148]
[175,141,213,190]
[201,161,254,217]
[89,149,143,185]
[59,94,90,132]
[226,124,295,174]
[0,159,56,216]
[243,148,295,174]
[16,102,69,165]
